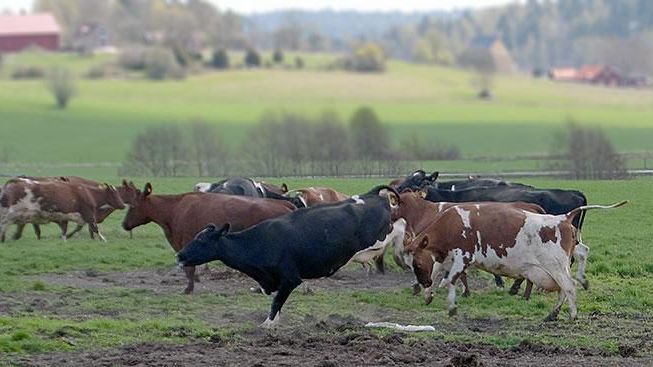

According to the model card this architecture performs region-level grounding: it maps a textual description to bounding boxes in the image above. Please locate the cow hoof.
[448,307,457,317]
[462,291,470,298]
[249,287,263,294]
[523,295,531,301]
[543,313,558,322]
[508,288,519,296]
[412,284,421,296]
[183,288,193,295]
[260,316,280,329]
[424,293,434,305]
[582,280,590,290]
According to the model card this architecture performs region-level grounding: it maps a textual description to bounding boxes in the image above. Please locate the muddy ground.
[5,268,653,366]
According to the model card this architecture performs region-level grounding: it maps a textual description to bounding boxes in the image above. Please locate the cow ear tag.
[419,190,427,199]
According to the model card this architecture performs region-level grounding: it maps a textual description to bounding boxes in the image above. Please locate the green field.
[0,177,651,364]
[1,51,653,175]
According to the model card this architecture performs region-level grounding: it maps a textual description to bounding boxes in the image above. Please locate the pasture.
[2,51,653,176]
[1,176,651,366]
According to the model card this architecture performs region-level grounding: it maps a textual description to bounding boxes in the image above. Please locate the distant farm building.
[462,35,516,74]
[0,13,61,53]
[549,65,628,86]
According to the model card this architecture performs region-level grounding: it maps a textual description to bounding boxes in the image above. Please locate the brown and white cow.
[120,182,296,294]
[395,192,545,300]
[0,178,125,242]
[404,200,627,320]
[285,187,349,208]
[6,176,124,241]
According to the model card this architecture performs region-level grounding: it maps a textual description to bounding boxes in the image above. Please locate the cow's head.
[103,183,125,210]
[122,182,153,231]
[393,170,439,192]
[177,223,230,267]
[118,180,139,205]
[194,182,213,193]
[404,235,435,290]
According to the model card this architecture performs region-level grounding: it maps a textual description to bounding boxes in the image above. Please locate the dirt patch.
[10,317,652,367]
[29,266,416,295]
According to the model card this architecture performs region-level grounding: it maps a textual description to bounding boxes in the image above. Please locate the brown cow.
[404,201,626,320]
[286,187,349,207]
[120,182,296,294]
[0,178,125,242]
[395,192,544,301]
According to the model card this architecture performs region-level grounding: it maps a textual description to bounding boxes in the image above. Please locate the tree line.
[119,107,461,177]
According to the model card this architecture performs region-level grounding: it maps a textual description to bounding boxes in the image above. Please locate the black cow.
[176,185,400,328]
[393,170,531,192]
[422,185,590,296]
[193,178,303,208]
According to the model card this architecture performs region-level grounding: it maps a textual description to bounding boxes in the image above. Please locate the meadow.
[0,176,651,365]
[1,51,653,175]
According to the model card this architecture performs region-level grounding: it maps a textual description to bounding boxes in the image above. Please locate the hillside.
[1,51,653,173]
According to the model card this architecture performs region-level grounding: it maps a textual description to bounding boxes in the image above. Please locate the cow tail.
[565,201,628,236]
[576,193,588,232]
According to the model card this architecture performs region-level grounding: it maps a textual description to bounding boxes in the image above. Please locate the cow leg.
[574,243,590,290]
[439,250,469,316]
[509,278,525,295]
[13,224,26,240]
[523,280,533,300]
[494,275,505,288]
[374,254,385,275]
[58,222,69,241]
[424,261,444,305]
[544,290,567,322]
[545,272,577,321]
[261,279,301,328]
[33,224,41,240]
[460,272,470,297]
[446,282,458,317]
[65,223,84,239]
[88,221,106,242]
[183,266,196,294]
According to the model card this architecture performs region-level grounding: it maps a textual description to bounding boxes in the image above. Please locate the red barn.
[0,13,61,53]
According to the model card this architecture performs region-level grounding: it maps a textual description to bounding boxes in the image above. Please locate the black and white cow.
[193,178,302,207]
[176,185,400,328]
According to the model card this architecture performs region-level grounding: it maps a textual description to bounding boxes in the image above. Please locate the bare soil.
[10,315,652,367]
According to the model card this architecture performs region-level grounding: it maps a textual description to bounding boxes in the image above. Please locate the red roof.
[578,65,607,80]
[0,13,61,37]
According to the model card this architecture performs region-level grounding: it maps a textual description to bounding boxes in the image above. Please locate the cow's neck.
[144,195,178,245]
[214,236,269,285]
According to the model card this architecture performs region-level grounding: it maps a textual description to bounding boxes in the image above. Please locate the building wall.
[0,34,59,53]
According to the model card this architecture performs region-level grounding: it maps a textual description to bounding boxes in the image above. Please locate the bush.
[244,48,261,67]
[211,49,229,69]
[273,49,284,64]
[399,134,461,160]
[349,106,390,159]
[344,42,386,73]
[121,125,189,176]
[85,63,120,79]
[46,67,76,109]
[551,122,628,180]
[118,47,148,71]
[144,48,184,80]
[11,66,45,79]
[294,56,305,69]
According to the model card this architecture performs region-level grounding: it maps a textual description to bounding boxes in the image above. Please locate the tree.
[46,67,76,109]
[144,47,184,80]
[349,107,390,159]
[211,48,229,69]
[346,42,386,72]
[273,49,284,64]
[122,125,189,176]
[244,48,261,67]
[189,122,228,176]
[458,48,496,99]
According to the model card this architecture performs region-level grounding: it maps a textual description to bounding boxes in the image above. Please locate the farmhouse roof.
[0,13,61,37]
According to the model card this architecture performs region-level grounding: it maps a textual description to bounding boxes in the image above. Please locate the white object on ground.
[364,322,435,332]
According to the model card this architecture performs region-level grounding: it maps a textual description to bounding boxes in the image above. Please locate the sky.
[1,0,518,14]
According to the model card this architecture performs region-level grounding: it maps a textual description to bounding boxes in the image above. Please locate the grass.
[0,176,651,358]
[2,51,653,167]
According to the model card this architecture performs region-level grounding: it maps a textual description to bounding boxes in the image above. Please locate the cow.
[347,218,406,275]
[0,178,125,242]
[395,192,545,301]
[193,177,287,197]
[120,182,296,294]
[285,187,349,208]
[391,170,530,192]
[6,176,125,241]
[403,201,626,320]
[421,185,591,294]
[176,185,401,328]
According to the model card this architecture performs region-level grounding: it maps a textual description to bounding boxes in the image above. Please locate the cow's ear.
[144,182,153,196]
[418,236,429,249]
[419,189,427,199]
[281,183,288,193]
[429,171,439,181]
[388,192,399,207]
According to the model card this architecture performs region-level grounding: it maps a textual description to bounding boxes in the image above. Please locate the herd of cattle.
[0,171,626,327]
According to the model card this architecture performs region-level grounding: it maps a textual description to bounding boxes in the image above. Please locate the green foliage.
[244,48,261,67]
[294,56,305,69]
[345,42,386,72]
[12,66,46,79]
[45,67,76,109]
[144,48,185,81]
[273,49,284,64]
[211,48,229,69]
[349,106,390,158]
